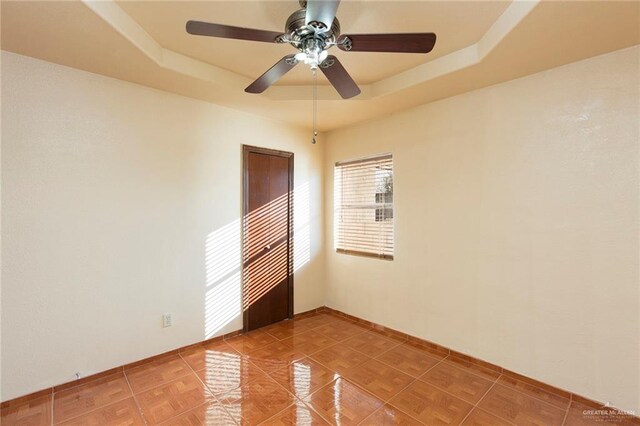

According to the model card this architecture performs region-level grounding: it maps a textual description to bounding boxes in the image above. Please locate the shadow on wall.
[204,182,311,339]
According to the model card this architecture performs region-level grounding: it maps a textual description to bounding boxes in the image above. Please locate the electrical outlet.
[163,313,172,328]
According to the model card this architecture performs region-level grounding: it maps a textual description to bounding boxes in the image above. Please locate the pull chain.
[311,69,318,144]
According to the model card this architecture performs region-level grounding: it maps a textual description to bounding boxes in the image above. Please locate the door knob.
[264,245,271,251]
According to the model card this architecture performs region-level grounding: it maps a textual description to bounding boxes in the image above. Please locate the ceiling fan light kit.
[186,0,437,139]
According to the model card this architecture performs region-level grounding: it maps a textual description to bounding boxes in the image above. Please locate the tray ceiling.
[116,1,511,85]
[1,0,638,131]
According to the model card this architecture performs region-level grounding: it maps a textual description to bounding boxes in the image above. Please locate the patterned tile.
[244,340,306,373]
[218,375,296,424]
[53,373,132,424]
[376,343,442,378]
[125,355,193,394]
[461,408,514,425]
[157,401,236,425]
[310,345,371,375]
[420,362,494,404]
[497,375,570,410]
[478,383,566,426]
[294,314,340,330]
[343,359,414,401]
[136,374,214,425]
[180,341,240,372]
[0,395,52,426]
[225,330,277,355]
[304,378,384,426]
[271,357,339,398]
[314,321,368,342]
[58,397,144,425]
[262,320,315,340]
[389,380,473,425]
[195,357,268,396]
[342,332,401,357]
[14,312,635,426]
[360,404,424,425]
[282,330,339,355]
[445,357,501,381]
[259,401,329,425]
[404,341,449,360]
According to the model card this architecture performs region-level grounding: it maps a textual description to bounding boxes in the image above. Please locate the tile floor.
[2,313,637,425]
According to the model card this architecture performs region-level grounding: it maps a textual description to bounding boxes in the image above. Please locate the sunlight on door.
[242,188,290,311]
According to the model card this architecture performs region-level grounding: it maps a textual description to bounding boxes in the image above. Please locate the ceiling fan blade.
[319,55,360,99]
[186,20,284,43]
[305,0,340,32]
[245,55,299,94]
[338,33,437,53]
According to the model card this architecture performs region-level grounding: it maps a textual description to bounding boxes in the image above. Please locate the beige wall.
[2,45,639,412]
[324,46,639,412]
[0,51,324,401]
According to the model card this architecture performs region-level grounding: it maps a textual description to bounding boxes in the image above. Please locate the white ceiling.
[1,1,639,131]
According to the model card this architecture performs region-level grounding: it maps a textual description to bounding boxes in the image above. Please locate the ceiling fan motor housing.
[284,8,340,50]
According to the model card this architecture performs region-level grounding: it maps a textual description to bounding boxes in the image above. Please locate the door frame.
[242,145,294,332]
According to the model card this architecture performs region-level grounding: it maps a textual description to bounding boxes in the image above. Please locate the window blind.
[334,154,394,260]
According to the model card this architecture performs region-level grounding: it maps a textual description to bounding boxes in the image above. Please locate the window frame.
[334,153,395,261]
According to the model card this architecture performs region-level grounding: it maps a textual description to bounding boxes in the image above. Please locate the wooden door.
[243,145,293,332]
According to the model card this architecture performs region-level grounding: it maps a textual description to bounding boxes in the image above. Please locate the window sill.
[336,248,394,261]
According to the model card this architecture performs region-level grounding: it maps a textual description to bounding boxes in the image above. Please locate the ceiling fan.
[185,0,437,99]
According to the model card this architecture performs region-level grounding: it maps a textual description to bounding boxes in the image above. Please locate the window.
[334,154,394,260]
